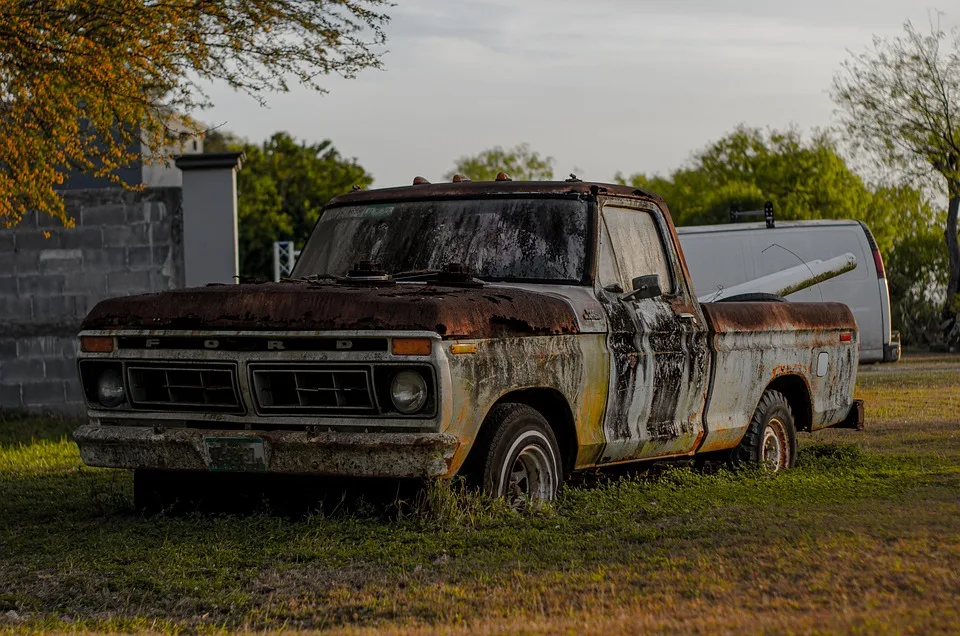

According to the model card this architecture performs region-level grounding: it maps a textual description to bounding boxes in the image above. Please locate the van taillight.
[872,249,886,279]
[858,222,886,280]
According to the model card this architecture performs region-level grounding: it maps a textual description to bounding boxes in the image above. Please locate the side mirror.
[620,274,662,302]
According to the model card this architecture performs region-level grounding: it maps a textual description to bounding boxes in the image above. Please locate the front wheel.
[474,403,563,503]
[731,390,797,472]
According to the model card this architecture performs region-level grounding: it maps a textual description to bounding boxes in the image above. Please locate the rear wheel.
[732,390,797,472]
[473,403,563,504]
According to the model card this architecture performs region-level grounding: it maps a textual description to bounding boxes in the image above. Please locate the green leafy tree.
[0,0,389,227]
[615,126,929,254]
[888,217,950,346]
[445,143,554,181]
[615,125,945,344]
[202,130,244,154]
[831,15,960,319]
[215,132,373,280]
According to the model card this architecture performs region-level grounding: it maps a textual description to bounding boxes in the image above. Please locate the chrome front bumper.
[73,424,461,478]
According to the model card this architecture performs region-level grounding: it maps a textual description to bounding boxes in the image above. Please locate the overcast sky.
[199,1,953,188]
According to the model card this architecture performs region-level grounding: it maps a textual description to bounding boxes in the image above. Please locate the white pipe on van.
[698,252,858,303]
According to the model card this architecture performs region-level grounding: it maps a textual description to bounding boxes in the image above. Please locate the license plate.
[204,437,266,472]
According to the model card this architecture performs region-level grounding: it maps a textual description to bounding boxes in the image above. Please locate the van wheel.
[732,390,796,472]
[474,404,562,503]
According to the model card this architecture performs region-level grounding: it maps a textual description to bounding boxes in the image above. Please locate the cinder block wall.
[0,187,183,415]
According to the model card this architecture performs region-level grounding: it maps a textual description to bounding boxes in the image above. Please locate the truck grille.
[251,366,375,414]
[126,364,242,412]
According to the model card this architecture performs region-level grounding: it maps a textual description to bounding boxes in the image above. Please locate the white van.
[677,220,900,363]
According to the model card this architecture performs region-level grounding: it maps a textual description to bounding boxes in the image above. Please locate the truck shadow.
[133,472,438,520]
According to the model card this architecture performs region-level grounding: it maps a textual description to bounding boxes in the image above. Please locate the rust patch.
[701,301,856,334]
[81,282,581,340]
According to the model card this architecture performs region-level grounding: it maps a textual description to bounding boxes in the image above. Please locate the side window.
[596,217,623,289]
[601,206,674,294]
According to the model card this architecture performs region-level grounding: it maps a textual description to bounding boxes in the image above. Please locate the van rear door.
[744,225,884,361]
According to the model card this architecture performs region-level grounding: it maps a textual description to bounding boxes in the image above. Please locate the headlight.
[390,370,427,414]
[96,368,125,408]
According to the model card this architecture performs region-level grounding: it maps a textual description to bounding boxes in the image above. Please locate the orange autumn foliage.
[0,0,388,227]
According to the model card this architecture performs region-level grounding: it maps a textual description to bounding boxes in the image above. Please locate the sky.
[198,1,954,188]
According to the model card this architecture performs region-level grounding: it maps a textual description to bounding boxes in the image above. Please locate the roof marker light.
[412,176,430,185]
[452,174,471,183]
[495,171,512,181]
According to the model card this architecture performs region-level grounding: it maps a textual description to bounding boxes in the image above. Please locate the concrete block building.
[0,151,243,416]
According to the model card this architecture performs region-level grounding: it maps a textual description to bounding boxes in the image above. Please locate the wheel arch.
[466,387,579,475]
[766,374,813,432]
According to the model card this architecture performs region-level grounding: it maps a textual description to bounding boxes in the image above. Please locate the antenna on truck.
[729,201,775,228]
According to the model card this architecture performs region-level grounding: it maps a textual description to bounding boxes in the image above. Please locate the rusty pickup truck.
[73,179,864,506]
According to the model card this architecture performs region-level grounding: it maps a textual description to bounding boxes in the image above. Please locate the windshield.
[292,197,589,283]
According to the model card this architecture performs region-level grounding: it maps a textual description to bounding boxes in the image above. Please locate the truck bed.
[696,301,859,453]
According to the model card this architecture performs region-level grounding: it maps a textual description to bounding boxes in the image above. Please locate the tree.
[615,125,947,344]
[615,126,931,254]
[445,143,554,182]
[216,132,373,281]
[0,0,389,227]
[887,216,950,346]
[831,15,960,318]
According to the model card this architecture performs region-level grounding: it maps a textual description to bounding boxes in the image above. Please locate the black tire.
[133,469,171,514]
[472,403,563,503]
[717,293,787,303]
[731,390,797,472]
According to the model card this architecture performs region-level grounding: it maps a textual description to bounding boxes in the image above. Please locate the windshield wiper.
[393,269,442,281]
[394,264,485,287]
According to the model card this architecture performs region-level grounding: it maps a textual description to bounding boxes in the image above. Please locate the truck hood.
[81,281,581,339]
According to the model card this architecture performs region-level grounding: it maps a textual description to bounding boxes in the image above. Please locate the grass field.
[1,354,959,633]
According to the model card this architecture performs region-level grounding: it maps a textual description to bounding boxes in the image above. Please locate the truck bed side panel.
[699,302,859,453]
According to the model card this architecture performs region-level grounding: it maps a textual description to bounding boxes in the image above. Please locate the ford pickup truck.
[73,178,864,507]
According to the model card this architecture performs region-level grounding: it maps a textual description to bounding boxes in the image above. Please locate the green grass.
[2,356,960,633]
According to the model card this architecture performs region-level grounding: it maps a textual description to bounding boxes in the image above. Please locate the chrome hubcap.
[761,417,788,472]
[506,444,556,503]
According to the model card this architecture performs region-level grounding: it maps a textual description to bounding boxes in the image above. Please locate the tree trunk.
[945,190,960,319]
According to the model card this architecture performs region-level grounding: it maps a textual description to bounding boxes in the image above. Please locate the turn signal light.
[392,338,432,356]
[840,332,854,342]
[80,336,115,353]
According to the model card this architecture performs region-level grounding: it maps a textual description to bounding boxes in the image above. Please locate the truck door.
[595,202,710,463]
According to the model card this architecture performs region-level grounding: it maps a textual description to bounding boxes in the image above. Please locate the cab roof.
[326,179,665,208]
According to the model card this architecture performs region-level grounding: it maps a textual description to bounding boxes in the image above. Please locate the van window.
[601,206,674,294]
